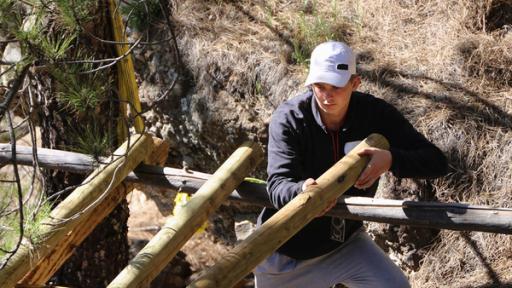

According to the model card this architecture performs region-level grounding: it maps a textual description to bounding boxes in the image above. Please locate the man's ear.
[351,75,361,90]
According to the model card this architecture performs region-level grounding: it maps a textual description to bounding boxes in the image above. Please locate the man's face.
[312,77,360,118]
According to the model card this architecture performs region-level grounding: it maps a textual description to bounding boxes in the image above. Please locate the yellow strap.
[244,177,266,184]
[173,192,208,234]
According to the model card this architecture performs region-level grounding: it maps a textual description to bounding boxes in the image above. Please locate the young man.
[254,41,448,288]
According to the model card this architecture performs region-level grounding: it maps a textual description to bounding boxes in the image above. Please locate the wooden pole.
[19,136,168,285]
[3,144,512,234]
[0,134,154,288]
[107,141,264,288]
[5,144,512,235]
[19,138,167,285]
[18,183,134,285]
[187,133,389,288]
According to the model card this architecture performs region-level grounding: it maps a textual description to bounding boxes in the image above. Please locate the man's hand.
[301,178,317,192]
[302,178,337,217]
[355,148,392,189]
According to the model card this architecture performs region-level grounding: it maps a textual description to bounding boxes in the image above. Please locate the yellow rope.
[107,0,145,142]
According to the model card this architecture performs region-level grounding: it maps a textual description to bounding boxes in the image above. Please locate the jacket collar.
[310,89,356,133]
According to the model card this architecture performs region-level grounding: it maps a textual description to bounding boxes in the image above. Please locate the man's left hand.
[354,148,392,189]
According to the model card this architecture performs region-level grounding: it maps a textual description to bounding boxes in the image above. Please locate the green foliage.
[6,0,95,62]
[290,3,351,66]
[51,63,108,114]
[121,0,165,32]
[255,80,263,95]
[292,13,339,66]
[22,201,51,243]
[15,12,77,62]
[0,182,52,258]
[69,122,112,158]
[40,33,76,61]
[0,0,22,34]
[53,0,97,32]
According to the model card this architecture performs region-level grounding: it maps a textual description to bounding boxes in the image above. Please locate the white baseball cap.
[304,41,356,88]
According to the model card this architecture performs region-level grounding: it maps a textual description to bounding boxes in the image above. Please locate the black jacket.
[259,90,447,260]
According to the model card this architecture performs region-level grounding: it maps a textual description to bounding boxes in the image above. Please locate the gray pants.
[254,230,410,288]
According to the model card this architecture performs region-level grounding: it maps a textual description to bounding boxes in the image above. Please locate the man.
[254,41,448,288]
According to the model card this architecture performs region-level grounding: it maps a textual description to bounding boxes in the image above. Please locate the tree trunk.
[39,4,130,288]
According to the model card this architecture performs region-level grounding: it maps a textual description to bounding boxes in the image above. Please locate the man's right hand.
[302,178,337,217]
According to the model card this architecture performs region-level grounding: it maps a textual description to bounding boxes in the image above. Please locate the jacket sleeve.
[266,110,306,209]
[378,100,448,179]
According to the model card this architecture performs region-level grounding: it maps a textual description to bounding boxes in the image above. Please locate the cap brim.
[304,71,351,88]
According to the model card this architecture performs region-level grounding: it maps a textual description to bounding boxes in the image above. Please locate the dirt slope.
[132,0,512,287]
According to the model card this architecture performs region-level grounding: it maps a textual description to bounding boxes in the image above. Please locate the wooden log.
[0,134,154,288]
[332,197,512,232]
[18,183,134,285]
[107,141,264,288]
[142,138,170,166]
[187,133,389,288]
[3,144,512,234]
[0,143,99,172]
[20,137,166,285]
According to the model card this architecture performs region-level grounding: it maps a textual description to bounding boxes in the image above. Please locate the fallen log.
[107,141,263,288]
[1,144,512,234]
[0,134,154,288]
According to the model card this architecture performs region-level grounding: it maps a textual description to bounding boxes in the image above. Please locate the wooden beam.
[18,183,134,285]
[0,134,154,288]
[107,141,264,288]
[2,144,512,234]
[187,133,389,288]
[19,138,167,285]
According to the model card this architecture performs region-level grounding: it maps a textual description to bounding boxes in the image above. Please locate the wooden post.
[187,134,389,288]
[0,134,154,288]
[107,141,263,288]
[19,183,134,285]
[19,137,166,285]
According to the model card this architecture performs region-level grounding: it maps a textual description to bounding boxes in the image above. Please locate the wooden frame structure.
[107,141,263,287]
[0,139,264,288]
[0,133,510,287]
[2,143,511,235]
[187,134,389,288]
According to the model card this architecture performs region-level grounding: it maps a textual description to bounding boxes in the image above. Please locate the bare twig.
[0,111,25,269]
[0,64,16,78]
[0,60,19,66]
[78,37,142,74]
[0,65,29,124]
[0,39,18,44]
[85,31,176,46]
[139,0,182,108]
[0,117,29,135]
[158,0,182,72]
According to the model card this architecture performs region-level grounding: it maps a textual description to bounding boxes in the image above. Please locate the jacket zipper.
[329,131,340,163]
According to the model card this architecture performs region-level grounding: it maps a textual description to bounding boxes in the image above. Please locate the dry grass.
[169,0,512,286]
